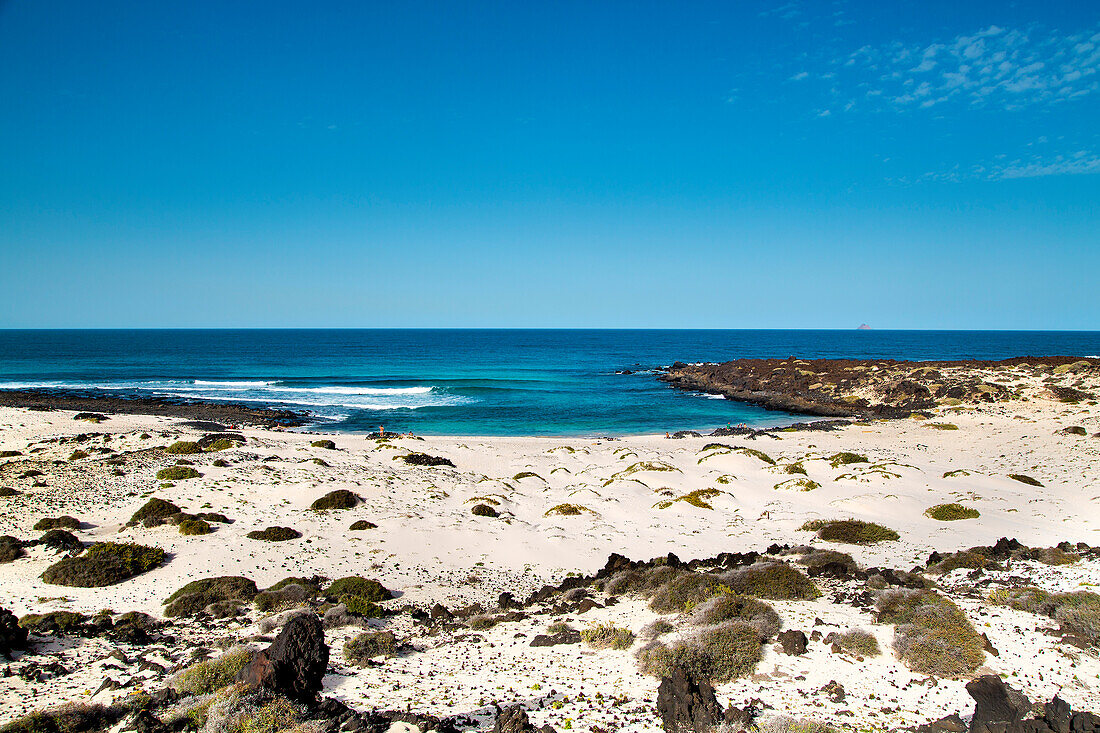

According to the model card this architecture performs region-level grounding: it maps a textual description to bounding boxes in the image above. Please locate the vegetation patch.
[988,587,1100,645]
[774,478,820,492]
[828,452,868,468]
[636,621,764,683]
[42,542,164,587]
[715,474,736,485]
[927,423,959,430]
[349,520,378,530]
[689,593,780,637]
[345,631,399,665]
[33,516,81,531]
[928,550,999,574]
[812,519,899,545]
[736,448,775,465]
[604,461,679,486]
[471,503,499,517]
[0,535,25,563]
[783,461,807,475]
[832,629,881,657]
[544,503,594,516]
[156,466,201,481]
[925,503,980,521]
[1008,473,1043,486]
[171,647,255,695]
[204,438,238,452]
[178,518,213,536]
[165,441,202,455]
[653,488,725,510]
[68,450,89,461]
[129,498,182,526]
[513,471,544,482]
[164,576,258,617]
[18,610,87,634]
[310,439,337,449]
[401,453,455,467]
[943,469,970,478]
[581,623,635,650]
[247,526,301,541]
[722,562,820,600]
[875,588,986,677]
[310,489,360,510]
[324,576,392,603]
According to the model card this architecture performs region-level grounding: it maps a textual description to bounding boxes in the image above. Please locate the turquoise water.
[1,329,1098,435]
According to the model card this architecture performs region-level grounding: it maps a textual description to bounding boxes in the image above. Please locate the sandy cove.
[0,365,1098,731]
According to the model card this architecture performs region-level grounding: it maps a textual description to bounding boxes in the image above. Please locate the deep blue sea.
[1,330,1098,436]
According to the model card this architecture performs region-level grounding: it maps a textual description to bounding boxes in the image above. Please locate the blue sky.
[1,0,1097,328]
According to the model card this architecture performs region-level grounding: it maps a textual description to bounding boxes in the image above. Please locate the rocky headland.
[659,356,1100,419]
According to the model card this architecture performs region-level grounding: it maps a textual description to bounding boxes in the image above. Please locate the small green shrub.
[345,631,398,664]
[829,452,868,468]
[925,503,980,521]
[311,440,336,449]
[41,542,164,587]
[513,471,543,481]
[179,518,213,536]
[928,550,998,574]
[736,448,775,465]
[0,450,22,458]
[172,647,255,695]
[648,572,721,613]
[68,450,89,461]
[783,461,807,475]
[689,594,780,637]
[544,503,592,516]
[1008,474,1043,486]
[814,519,899,544]
[0,535,26,563]
[247,526,301,541]
[164,576,258,617]
[129,498,182,526]
[833,629,880,657]
[927,423,959,430]
[18,610,87,634]
[774,478,821,492]
[654,489,724,510]
[349,520,378,530]
[799,549,858,574]
[205,439,237,452]
[943,469,970,478]
[239,698,302,733]
[156,466,201,481]
[324,576,392,602]
[310,489,360,510]
[165,441,202,455]
[212,459,230,467]
[604,460,679,485]
[989,587,1100,644]
[876,589,985,677]
[401,453,455,467]
[343,595,385,617]
[636,621,763,682]
[722,562,820,600]
[471,503,499,517]
[581,623,635,650]
[33,516,80,531]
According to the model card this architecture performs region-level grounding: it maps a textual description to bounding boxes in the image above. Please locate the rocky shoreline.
[0,389,310,428]
[658,356,1099,419]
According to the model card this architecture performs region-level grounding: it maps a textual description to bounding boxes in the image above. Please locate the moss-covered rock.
[41,542,164,587]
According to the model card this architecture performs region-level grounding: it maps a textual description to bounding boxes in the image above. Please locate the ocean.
[1,329,1098,436]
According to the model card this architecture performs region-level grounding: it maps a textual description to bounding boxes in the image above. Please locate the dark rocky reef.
[659,356,1098,419]
[0,389,309,427]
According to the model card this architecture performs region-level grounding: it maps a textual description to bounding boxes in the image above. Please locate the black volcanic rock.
[237,613,329,702]
[656,667,723,733]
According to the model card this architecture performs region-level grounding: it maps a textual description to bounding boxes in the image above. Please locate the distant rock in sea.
[857,323,872,330]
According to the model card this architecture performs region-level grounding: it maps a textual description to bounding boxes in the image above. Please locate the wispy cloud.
[989,151,1100,179]
[843,23,1100,111]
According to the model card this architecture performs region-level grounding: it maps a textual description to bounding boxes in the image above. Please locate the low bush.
[205,439,237,452]
[212,459,230,467]
[636,621,764,682]
[349,520,378,530]
[828,452,868,468]
[737,448,775,465]
[925,503,980,521]
[68,450,89,461]
[39,529,83,554]
[129,498,182,526]
[171,647,255,695]
[1008,474,1043,486]
[310,440,336,449]
[156,466,201,481]
[927,423,959,430]
[310,489,360,510]
[33,516,80,531]
[989,587,1100,644]
[721,562,820,600]
[247,526,301,541]
[179,518,213,536]
[402,453,455,467]
[648,572,721,613]
[0,536,24,563]
[343,596,385,618]
[18,610,87,634]
[0,704,119,733]
[689,593,780,637]
[774,478,820,492]
[471,503,499,517]
[545,504,592,516]
[813,519,899,545]
[345,631,399,664]
[798,548,858,574]
[783,461,807,475]
[254,583,315,612]
[164,576,258,617]
[513,471,543,481]
[324,576,391,603]
[876,588,985,677]
[165,441,202,455]
[928,550,998,574]
[832,629,880,657]
[41,542,164,587]
[581,623,635,650]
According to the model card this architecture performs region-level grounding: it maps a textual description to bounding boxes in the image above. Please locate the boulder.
[656,667,723,733]
[967,675,1031,733]
[776,629,808,655]
[494,705,555,733]
[0,606,29,659]
[237,613,329,702]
